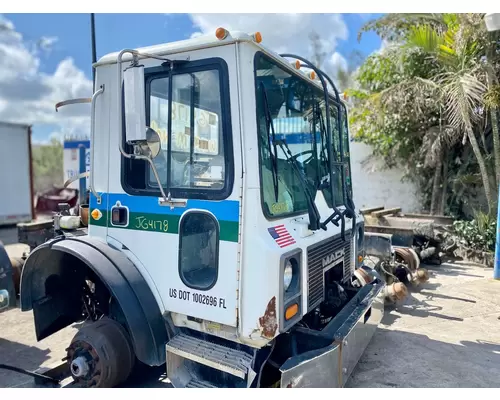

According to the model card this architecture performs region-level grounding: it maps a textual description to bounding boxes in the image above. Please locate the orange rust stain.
[259,296,278,339]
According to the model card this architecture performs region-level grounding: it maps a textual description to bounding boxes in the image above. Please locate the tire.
[66,317,135,387]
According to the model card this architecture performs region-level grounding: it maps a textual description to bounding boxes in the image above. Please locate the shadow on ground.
[347,328,500,388]
[0,338,52,387]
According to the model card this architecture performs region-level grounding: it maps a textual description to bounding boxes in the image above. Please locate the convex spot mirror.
[135,127,161,159]
[146,127,161,159]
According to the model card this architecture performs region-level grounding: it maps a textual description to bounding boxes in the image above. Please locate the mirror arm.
[90,84,104,204]
[116,49,173,208]
[55,98,91,112]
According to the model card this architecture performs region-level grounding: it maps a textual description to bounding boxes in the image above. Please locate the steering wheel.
[290,149,315,165]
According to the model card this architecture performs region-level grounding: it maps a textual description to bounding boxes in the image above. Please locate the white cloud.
[0,15,92,140]
[327,51,348,74]
[37,36,58,54]
[188,13,348,64]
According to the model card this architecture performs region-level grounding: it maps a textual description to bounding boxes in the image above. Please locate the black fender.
[20,235,168,366]
[0,240,16,312]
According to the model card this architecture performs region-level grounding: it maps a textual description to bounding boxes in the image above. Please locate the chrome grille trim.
[306,231,352,311]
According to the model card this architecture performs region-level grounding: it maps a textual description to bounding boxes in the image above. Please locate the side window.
[121,59,233,201]
[340,105,353,199]
[149,70,225,191]
[329,106,345,207]
[178,212,219,290]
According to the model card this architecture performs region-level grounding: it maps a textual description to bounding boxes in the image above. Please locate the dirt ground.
[2,225,500,388]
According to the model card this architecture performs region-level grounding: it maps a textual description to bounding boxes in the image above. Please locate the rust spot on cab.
[259,296,278,339]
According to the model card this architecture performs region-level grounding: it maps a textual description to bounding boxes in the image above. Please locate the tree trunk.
[467,128,495,214]
[486,70,500,193]
[486,37,500,194]
[430,159,442,215]
[439,149,448,215]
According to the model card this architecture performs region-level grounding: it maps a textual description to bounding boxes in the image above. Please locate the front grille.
[306,231,352,311]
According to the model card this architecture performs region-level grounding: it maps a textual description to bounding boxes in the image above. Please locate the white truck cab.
[18,28,386,388]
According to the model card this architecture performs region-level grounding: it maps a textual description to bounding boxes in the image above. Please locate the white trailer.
[0,121,34,226]
[63,139,90,190]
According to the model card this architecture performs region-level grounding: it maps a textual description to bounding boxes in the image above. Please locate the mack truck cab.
[18,28,386,388]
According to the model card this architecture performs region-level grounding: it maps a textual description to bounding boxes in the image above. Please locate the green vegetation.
[453,211,497,252]
[349,13,500,220]
[32,138,63,193]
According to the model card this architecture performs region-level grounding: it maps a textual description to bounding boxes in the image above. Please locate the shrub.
[452,211,496,253]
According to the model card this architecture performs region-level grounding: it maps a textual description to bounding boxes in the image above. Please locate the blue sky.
[1,13,383,144]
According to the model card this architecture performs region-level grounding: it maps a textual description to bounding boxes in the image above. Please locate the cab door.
[104,44,243,327]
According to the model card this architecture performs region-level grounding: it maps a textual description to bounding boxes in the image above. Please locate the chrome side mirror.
[123,64,147,144]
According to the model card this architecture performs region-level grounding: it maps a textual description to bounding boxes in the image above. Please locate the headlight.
[284,260,293,291]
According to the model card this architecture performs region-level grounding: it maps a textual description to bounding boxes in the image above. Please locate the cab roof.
[94,30,257,66]
[94,29,346,105]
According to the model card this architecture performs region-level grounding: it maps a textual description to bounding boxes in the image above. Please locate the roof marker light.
[294,60,301,70]
[309,71,316,80]
[215,27,229,40]
[252,32,262,43]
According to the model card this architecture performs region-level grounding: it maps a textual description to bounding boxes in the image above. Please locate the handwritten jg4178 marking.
[135,216,169,232]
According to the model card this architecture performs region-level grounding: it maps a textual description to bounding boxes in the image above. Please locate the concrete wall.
[350,141,421,213]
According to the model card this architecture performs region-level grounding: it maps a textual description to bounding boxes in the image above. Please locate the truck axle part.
[66,317,135,388]
[411,268,430,285]
[384,282,408,302]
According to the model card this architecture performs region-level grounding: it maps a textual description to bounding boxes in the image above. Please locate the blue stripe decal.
[64,140,90,149]
[90,192,240,222]
[271,132,321,144]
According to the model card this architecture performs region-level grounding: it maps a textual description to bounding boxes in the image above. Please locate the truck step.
[166,334,253,380]
[186,379,217,388]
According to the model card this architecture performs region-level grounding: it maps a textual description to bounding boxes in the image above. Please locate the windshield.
[255,53,345,218]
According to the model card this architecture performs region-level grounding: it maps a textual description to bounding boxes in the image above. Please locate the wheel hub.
[66,340,101,387]
[70,356,90,378]
[65,317,135,388]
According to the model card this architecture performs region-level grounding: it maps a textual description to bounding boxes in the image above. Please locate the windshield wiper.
[313,106,345,237]
[260,84,322,231]
[274,138,322,231]
[260,82,279,203]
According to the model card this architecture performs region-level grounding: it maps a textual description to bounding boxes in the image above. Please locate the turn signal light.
[253,32,262,43]
[215,27,229,40]
[285,303,298,320]
[358,255,364,263]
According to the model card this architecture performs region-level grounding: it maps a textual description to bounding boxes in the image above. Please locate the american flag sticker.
[268,225,296,248]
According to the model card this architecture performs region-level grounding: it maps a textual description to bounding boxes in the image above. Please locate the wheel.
[66,317,135,387]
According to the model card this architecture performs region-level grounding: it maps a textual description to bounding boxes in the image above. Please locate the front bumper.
[279,279,385,388]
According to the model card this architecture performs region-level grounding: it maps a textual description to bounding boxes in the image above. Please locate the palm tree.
[361,13,496,213]
[406,16,495,213]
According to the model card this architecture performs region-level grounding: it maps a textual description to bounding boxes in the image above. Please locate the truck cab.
[18,28,386,388]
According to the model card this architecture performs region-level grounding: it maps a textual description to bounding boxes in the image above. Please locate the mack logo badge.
[322,249,345,268]
[91,209,102,221]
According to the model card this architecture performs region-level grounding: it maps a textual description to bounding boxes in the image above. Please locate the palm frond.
[438,68,487,137]
[358,13,449,42]
[421,126,443,167]
[407,25,443,52]
[376,76,438,109]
